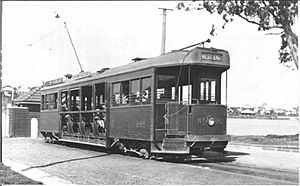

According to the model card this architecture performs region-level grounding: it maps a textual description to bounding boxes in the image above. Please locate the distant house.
[240,105,256,115]
[286,107,299,116]
[12,86,41,112]
[5,86,42,137]
[274,108,286,116]
[227,106,242,115]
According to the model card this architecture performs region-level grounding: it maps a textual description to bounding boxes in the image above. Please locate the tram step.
[165,134,185,138]
[162,138,188,152]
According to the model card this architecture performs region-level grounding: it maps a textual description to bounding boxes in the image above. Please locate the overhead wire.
[58,28,66,75]
[28,26,64,47]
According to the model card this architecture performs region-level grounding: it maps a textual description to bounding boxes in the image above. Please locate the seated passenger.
[66,115,74,134]
[71,105,79,111]
[61,104,68,111]
[122,94,129,104]
[142,89,150,102]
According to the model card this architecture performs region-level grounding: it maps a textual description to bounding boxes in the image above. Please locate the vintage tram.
[40,46,230,158]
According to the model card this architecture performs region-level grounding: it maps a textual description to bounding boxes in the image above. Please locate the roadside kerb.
[3,159,73,185]
[228,142,299,153]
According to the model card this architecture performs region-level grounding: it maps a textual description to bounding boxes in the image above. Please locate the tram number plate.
[201,53,222,61]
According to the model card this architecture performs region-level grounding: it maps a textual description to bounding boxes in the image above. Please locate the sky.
[2,1,299,109]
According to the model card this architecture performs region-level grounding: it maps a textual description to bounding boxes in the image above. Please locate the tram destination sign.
[73,71,92,80]
[44,77,64,86]
[201,53,222,61]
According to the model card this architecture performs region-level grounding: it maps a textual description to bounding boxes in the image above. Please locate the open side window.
[130,79,140,104]
[61,91,68,111]
[81,86,92,110]
[111,83,121,106]
[70,89,80,111]
[95,83,105,109]
[199,78,217,103]
[121,81,129,105]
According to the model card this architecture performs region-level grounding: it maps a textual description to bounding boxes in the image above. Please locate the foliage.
[177,0,298,69]
[231,134,299,146]
[2,85,22,100]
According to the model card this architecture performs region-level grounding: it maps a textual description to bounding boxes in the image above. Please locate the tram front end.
[161,102,230,155]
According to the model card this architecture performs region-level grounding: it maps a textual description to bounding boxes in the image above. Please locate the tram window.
[70,89,80,111]
[199,78,216,103]
[205,82,209,101]
[211,81,216,102]
[112,83,121,106]
[41,95,45,110]
[130,79,140,103]
[141,77,151,103]
[49,93,58,109]
[61,91,68,111]
[182,85,192,104]
[95,83,105,109]
[48,95,54,109]
[48,94,53,109]
[43,95,47,110]
[41,93,57,110]
[54,93,58,109]
[171,87,176,100]
[44,95,49,109]
[121,81,129,104]
[200,82,204,100]
[81,86,92,110]
[156,75,176,100]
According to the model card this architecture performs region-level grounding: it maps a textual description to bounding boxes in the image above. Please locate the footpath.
[3,159,72,185]
[229,142,299,153]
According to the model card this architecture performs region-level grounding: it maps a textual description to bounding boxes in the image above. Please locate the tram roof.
[42,47,230,90]
[100,47,229,77]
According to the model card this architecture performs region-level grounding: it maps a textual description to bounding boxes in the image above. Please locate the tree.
[177,0,298,69]
[2,85,22,101]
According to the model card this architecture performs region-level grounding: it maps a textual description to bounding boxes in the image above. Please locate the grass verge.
[0,163,42,185]
[231,133,299,146]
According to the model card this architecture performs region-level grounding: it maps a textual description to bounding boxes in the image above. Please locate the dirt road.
[2,138,298,185]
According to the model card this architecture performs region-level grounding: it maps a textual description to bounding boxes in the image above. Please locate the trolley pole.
[159,8,173,55]
[0,0,3,163]
[64,22,84,73]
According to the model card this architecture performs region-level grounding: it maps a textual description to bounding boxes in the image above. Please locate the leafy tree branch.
[178,0,298,69]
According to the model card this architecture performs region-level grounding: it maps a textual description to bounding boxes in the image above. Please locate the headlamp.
[208,117,215,127]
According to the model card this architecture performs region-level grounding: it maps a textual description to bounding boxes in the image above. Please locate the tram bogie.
[39,46,230,158]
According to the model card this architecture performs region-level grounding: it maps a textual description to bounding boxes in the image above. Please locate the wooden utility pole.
[0,0,3,163]
[159,8,173,55]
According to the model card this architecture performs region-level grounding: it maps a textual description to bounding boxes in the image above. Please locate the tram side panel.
[109,106,152,141]
[191,105,227,135]
[40,111,60,133]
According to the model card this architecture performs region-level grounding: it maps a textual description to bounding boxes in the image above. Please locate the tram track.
[186,159,298,183]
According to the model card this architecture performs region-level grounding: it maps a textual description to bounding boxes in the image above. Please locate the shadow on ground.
[42,140,250,165]
[22,153,111,171]
[158,150,250,164]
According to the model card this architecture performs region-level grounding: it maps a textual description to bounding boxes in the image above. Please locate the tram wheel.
[139,149,149,159]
